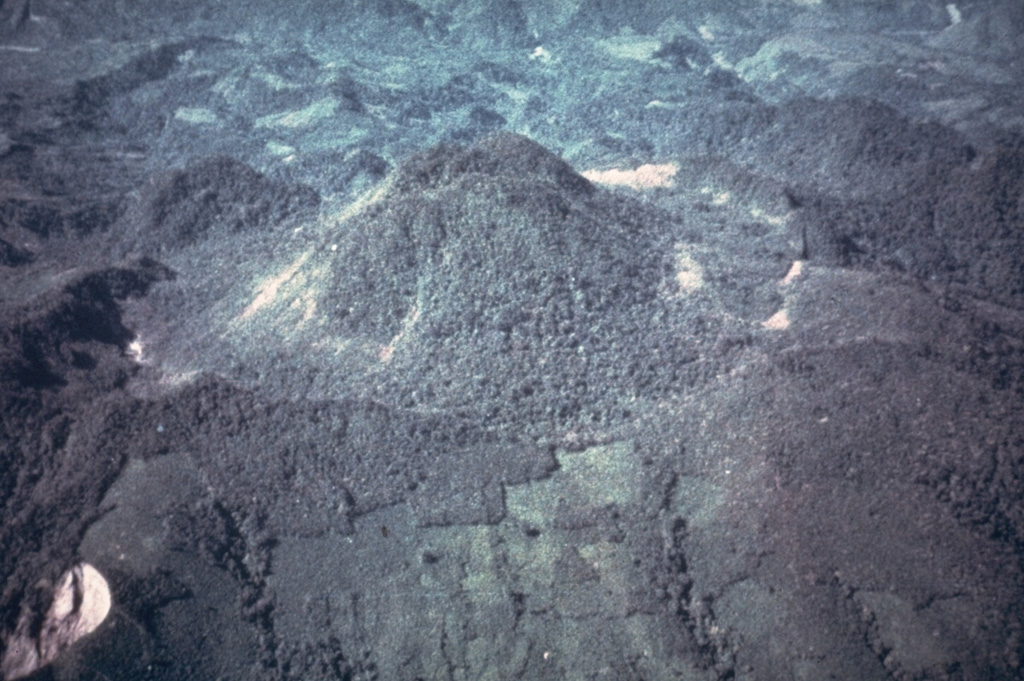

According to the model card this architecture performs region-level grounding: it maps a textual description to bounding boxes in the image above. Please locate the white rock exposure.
[1,563,111,681]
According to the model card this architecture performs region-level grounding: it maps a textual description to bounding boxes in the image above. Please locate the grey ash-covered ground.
[2,1,1024,680]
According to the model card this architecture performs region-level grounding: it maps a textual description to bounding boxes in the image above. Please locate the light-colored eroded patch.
[712,52,735,70]
[265,140,296,157]
[644,99,679,110]
[158,369,200,388]
[946,3,962,25]
[530,46,551,63]
[239,251,311,321]
[762,309,790,331]
[749,207,789,226]
[581,163,677,189]
[597,35,663,61]
[226,187,396,343]
[253,69,293,92]
[126,338,146,364]
[255,97,338,129]
[288,292,319,324]
[174,107,220,125]
[700,186,731,206]
[502,86,531,104]
[780,260,804,285]
[225,188,395,346]
[333,182,390,221]
[673,245,705,293]
[0,564,111,681]
[735,34,845,85]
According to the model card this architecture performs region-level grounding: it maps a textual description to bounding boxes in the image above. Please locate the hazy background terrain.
[2,1,1024,679]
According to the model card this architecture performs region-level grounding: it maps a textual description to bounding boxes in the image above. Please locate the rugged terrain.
[2,1,1024,679]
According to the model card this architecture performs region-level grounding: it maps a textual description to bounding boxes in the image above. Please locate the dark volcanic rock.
[0,141,129,239]
[453,0,531,49]
[746,97,974,199]
[270,148,389,197]
[0,237,32,267]
[567,0,675,35]
[68,42,195,130]
[0,258,171,640]
[86,375,553,535]
[120,156,320,253]
[467,105,507,132]
[390,132,595,196]
[929,4,1024,54]
[795,130,1024,304]
[0,258,173,391]
[653,35,711,71]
